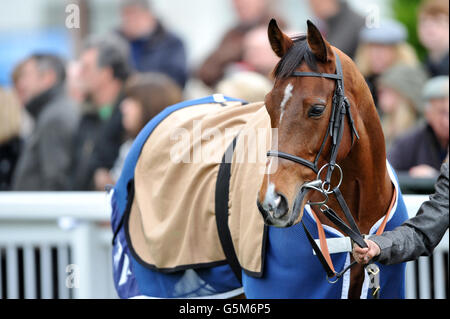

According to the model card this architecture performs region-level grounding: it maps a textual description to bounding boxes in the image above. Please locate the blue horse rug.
[110,95,408,299]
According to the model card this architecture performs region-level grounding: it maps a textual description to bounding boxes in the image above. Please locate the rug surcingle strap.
[215,136,242,284]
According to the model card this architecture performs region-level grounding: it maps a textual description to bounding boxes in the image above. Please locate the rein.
[266,51,372,285]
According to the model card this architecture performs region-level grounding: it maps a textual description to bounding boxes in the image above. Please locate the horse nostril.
[274,195,281,207]
[272,193,288,219]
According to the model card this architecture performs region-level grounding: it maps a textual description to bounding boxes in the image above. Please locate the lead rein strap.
[319,206,367,249]
[333,187,362,235]
[301,221,335,278]
[302,219,358,281]
[301,189,368,282]
[308,186,396,290]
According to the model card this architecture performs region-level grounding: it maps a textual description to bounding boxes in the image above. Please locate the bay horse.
[110,19,408,299]
[255,19,407,298]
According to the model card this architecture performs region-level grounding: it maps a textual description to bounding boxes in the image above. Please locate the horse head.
[257,19,369,228]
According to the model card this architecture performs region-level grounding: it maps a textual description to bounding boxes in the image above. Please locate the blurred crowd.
[0,0,448,192]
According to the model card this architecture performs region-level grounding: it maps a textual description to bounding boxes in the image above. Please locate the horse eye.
[308,105,325,118]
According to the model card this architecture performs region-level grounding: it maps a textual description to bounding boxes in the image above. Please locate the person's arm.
[353,162,449,265]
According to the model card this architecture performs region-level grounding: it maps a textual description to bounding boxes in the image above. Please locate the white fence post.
[71,222,95,299]
[70,221,116,299]
[6,245,18,299]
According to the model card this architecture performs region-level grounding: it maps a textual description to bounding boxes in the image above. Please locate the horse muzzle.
[257,181,318,227]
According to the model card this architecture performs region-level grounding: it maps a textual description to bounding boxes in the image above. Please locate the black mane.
[273,35,318,79]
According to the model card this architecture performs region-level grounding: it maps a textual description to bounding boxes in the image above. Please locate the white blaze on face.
[265,157,274,189]
[263,83,292,210]
[279,82,293,124]
[263,182,281,211]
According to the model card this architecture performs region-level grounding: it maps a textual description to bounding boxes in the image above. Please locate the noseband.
[265,50,373,284]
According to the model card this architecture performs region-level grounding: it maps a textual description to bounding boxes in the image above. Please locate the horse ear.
[268,19,293,58]
[306,20,328,62]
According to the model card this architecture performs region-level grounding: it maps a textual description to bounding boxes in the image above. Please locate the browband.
[291,72,342,80]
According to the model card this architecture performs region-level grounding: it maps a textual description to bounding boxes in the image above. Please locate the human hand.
[352,239,381,264]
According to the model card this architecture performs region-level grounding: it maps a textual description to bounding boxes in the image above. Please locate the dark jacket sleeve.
[387,130,417,172]
[370,162,449,265]
[38,108,78,190]
[159,36,188,88]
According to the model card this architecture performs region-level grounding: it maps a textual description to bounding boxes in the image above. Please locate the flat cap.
[422,76,449,100]
[360,20,407,44]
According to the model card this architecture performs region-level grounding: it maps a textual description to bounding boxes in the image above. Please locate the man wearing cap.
[388,76,449,178]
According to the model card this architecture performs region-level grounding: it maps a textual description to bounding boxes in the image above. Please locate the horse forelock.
[272,35,318,79]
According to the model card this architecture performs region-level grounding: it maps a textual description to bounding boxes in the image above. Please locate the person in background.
[417,0,449,77]
[355,20,419,109]
[0,88,22,190]
[377,64,428,148]
[117,0,187,88]
[196,0,283,88]
[388,76,449,178]
[94,72,182,190]
[353,161,448,265]
[239,26,281,78]
[11,59,35,139]
[66,60,86,104]
[12,54,79,190]
[71,35,130,190]
[216,71,273,103]
[308,0,365,59]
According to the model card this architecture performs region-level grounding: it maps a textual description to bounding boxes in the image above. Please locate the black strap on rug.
[112,179,134,245]
[215,137,242,284]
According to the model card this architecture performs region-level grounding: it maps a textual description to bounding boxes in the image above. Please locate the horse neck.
[337,88,394,234]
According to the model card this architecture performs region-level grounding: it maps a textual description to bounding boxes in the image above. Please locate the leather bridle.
[267,50,359,186]
[263,50,372,283]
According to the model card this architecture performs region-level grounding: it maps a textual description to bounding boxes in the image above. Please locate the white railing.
[0,192,448,299]
[0,192,116,299]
